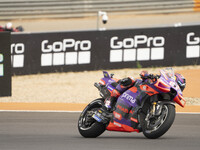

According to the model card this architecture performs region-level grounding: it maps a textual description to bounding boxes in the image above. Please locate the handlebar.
[140,74,160,80]
[94,82,101,91]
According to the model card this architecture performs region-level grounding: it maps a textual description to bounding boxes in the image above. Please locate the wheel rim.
[79,109,97,130]
[145,105,168,133]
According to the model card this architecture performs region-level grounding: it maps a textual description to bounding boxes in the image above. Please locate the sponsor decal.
[41,39,92,66]
[130,117,138,123]
[117,104,129,113]
[99,79,105,85]
[129,109,134,114]
[113,111,122,120]
[186,32,200,58]
[121,92,136,104]
[109,35,165,62]
[107,85,114,91]
[114,121,121,127]
[0,53,4,76]
[92,114,102,122]
[11,43,25,68]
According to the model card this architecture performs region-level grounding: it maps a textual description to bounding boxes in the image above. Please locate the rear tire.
[141,104,175,139]
[78,99,106,138]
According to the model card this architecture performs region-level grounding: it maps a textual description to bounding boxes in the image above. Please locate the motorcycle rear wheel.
[78,98,106,138]
[141,104,175,139]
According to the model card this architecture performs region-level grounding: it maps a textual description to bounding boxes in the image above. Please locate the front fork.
[146,95,163,122]
[150,95,165,115]
[151,102,163,116]
[146,98,174,122]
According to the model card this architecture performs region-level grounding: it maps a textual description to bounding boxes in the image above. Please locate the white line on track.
[0,110,82,113]
[176,112,200,114]
[0,110,200,114]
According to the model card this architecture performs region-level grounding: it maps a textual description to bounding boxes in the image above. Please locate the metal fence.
[0,0,199,20]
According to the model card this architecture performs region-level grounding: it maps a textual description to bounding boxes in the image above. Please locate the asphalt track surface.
[0,112,200,150]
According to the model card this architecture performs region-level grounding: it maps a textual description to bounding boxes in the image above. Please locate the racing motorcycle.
[78,68,186,139]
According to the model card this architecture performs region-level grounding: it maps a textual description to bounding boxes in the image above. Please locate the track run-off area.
[0,66,199,149]
[0,112,200,150]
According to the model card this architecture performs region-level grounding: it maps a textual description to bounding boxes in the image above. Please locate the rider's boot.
[94,96,117,123]
[104,96,117,112]
[93,89,120,123]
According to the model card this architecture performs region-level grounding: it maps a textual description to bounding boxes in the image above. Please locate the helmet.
[175,73,186,91]
[140,71,148,78]
[6,22,12,29]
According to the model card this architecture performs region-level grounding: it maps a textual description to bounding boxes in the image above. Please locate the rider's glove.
[140,71,149,79]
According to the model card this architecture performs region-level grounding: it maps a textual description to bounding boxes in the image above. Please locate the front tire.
[78,99,106,138]
[141,104,175,139]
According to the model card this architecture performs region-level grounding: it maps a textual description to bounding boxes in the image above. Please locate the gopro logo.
[109,35,165,62]
[186,32,200,58]
[41,39,92,66]
[11,43,25,68]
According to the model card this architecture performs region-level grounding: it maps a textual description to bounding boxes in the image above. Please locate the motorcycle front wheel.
[78,98,106,138]
[140,103,175,139]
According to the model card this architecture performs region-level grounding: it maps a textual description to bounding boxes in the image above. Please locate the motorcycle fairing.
[103,71,110,78]
[106,68,186,133]
[106,121,139,133]
[106,87,140,132]
[159,69,186,107]
[99,74,119,93]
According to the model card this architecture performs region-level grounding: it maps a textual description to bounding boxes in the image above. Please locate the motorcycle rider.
[175,73,186,91]
[103,70,186,113]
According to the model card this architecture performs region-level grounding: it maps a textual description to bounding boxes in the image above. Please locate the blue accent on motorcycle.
[92,114,102,122]
[107,85,114,91]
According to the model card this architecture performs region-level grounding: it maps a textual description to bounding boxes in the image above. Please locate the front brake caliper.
[92,109,110,124]
[92,110,103,122]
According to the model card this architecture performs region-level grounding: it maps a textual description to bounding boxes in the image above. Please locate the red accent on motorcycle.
[130,117,138,123]
[120,85,127,89]
[129,110,134,114]
[140,85,159,96]
[111,89,121,97]
[154,79,170,93]
[173,94,186,107]
[106,121,139,133]
[99,79,106,85]
[116,104,129,113]
[113,111,122,120]
[128,87,137,93]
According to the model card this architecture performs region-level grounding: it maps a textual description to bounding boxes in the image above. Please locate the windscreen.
[160,67,175,81]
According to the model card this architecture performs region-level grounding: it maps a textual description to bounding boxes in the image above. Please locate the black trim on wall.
[0,32,11,96]
[11,25,200,75]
